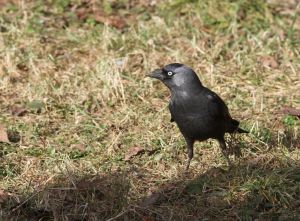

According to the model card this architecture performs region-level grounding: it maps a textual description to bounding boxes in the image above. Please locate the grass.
[0,0,299,220]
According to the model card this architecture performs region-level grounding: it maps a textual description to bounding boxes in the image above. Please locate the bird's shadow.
[2,155,299,221]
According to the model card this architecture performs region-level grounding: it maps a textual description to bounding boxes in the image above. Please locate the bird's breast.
[169,97,203,124]
[169,93,204,115]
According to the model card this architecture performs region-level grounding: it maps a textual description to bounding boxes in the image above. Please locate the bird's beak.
[147,69,164,80]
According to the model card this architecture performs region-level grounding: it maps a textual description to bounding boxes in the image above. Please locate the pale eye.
[167,71,173,76]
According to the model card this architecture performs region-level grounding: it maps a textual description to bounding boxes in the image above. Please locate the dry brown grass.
[0,0,299,220]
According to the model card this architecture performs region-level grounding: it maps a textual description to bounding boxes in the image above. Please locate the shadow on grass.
[2,157,300,221]
[2,173,130,221]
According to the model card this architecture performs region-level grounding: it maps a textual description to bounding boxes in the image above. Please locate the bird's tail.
[228,119,249,133]
[236,127,249,133]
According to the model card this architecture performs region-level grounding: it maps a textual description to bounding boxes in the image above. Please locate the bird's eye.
[167,71,173,76]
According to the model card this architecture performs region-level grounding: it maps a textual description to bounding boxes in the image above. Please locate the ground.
[0,0,299,220]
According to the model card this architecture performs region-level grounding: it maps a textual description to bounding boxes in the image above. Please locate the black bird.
[148,63,248,170]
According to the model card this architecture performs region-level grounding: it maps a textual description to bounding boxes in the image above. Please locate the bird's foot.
[185,159,191,172]
[222,150,232,167]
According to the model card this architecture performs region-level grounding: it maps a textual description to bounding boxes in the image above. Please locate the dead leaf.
[75,7,88,20]
[0,124,10,143]
[139,191,165,207]
[9,72,22,83]
[259,55,279,69]
[0,0,18,8]
[73,1,127,30]
[70,143,86,152]
[93,14,127,29]
[107,16,127,29]
[16,63,29,72]
[277,106,300,119]
[0,189,8,203]
[142,216,156,221]
[124,147,145,161]
[11,105,27,116]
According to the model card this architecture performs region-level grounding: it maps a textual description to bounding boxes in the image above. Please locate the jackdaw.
[148,63,248,170]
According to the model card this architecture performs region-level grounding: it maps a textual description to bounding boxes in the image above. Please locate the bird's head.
[147,63,202,92]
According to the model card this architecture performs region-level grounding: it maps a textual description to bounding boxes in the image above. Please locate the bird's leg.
[185,138,194,171]
[217,138,231,166]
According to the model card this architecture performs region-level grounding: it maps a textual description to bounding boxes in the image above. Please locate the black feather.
[148,63,249,170]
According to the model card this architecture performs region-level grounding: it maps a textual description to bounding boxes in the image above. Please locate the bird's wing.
[168,101,175,122]
[202,88,231,120]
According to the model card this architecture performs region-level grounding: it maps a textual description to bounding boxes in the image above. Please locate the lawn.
[0,0,299,220]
